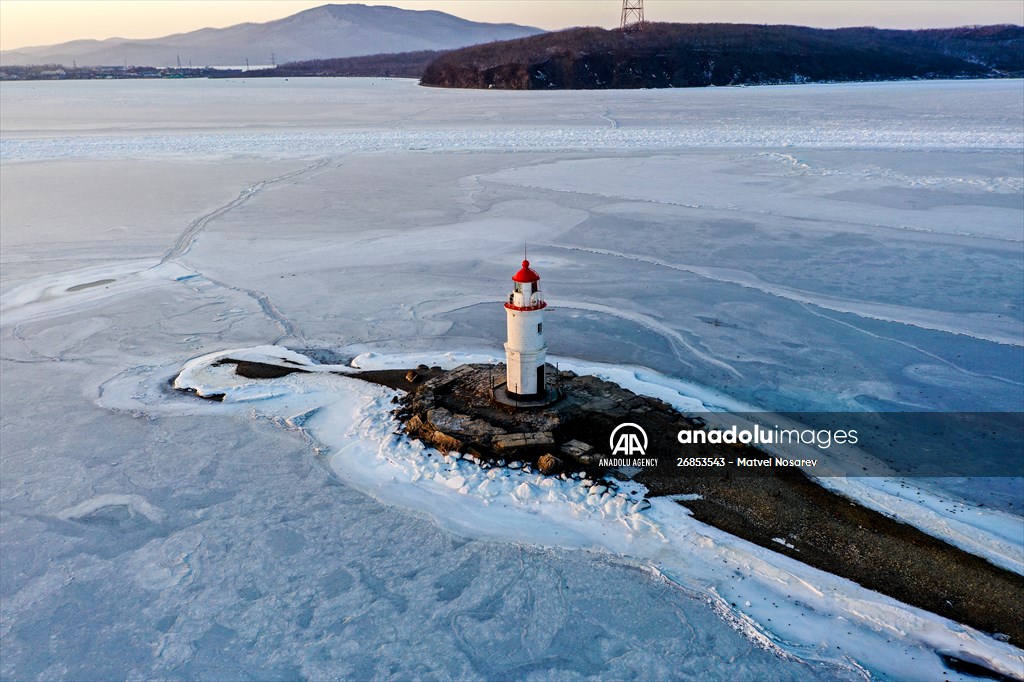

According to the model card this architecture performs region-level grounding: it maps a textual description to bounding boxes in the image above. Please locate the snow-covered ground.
[2,78,1022,680]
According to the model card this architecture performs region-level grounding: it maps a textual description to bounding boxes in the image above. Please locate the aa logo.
[610,423,648,457]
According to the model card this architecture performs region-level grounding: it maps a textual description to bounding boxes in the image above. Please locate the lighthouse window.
[537,323,542,334]
[514,282,523,294]
[530,282,538,293]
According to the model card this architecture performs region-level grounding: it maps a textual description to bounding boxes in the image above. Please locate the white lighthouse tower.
[504,259,547,398]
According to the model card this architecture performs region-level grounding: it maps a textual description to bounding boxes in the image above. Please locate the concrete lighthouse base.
[491,382,561,409]
[490,361,562,408]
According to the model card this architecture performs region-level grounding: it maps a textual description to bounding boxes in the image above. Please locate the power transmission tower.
[621,0,644,32]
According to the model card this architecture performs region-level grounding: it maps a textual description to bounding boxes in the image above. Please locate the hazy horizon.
[2,0,1022,51]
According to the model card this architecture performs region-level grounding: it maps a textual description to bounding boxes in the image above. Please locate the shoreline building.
[504,259,547,398]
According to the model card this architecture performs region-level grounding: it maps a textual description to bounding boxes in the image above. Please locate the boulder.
[525,432,555,447]
[427,408,506,438]
[537,454,563,475]
[492,433,528,450]
[561,440,593,459]
[410,390,435,413]
[428,430,463,454]
[427,364,477,391]
[492,432,555,451]
[405,369,421,383]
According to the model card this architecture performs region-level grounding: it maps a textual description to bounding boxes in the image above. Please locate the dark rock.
[492,432,555,451]
[426,407,506,438]
[561,439,593,461]
[218,359,310,379]
[492,434,529,450]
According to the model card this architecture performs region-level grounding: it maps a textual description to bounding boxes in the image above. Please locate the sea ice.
[2,77,1021,679]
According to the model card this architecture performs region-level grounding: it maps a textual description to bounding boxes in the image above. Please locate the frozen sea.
[1,78,1022,680]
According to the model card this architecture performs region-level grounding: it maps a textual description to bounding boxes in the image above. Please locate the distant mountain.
[0,4,543,68]
[421,23,1024,90]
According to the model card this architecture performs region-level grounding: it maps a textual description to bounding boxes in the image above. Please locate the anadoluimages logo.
[610,423,648,456]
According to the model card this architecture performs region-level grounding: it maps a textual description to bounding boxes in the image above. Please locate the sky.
[2,0,1022,51]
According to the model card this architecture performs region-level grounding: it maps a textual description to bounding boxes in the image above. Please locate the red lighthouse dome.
[512,259,540,283]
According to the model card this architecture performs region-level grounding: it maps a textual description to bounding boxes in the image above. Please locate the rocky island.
[204,353,1024,657]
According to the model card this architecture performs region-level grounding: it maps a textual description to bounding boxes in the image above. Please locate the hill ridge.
[420,23,1024,90]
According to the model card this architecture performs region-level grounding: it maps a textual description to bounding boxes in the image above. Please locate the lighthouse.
[504,259,547,398]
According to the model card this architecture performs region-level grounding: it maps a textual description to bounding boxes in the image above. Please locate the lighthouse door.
[536,366,545,394]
